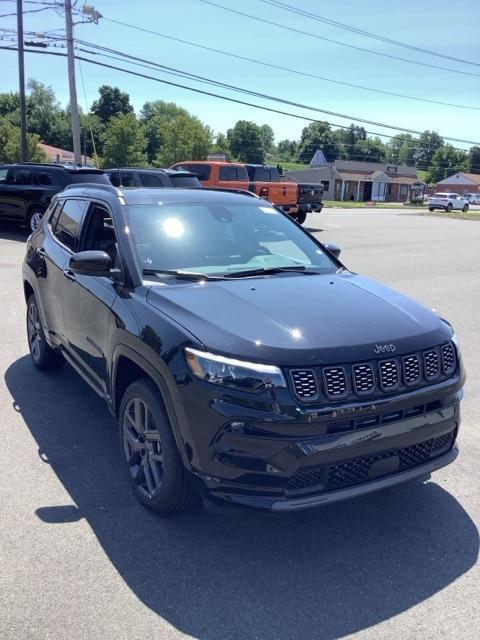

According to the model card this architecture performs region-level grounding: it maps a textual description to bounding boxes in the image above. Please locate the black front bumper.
[180,378,462,512]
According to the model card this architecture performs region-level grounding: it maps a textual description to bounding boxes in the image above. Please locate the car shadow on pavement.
[0,222,27,243]
[5,356,479,640]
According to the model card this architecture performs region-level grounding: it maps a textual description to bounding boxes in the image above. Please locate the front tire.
[26,295,64,370]
[462,204,469,212]
[446,203,453,212]
[119,379,193,514]
[428,207,434,211]
[26,208,45,234]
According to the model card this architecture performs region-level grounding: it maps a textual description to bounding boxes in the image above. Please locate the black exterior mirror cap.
[69,250,112,276]
[323,242,341,259]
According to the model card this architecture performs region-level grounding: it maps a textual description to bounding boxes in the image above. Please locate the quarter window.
[0,168,7,183]
[140,173,165,187]
[53,199,88,251]
[36,170,61,186]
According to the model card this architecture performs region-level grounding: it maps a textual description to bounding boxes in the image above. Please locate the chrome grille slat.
[379,360,400,391]
[441,342,456,375]
[352,363,375,395]
[403,354,421,386]
[323,367,348,399]
[424,349,440,381]
[291,369,318,400]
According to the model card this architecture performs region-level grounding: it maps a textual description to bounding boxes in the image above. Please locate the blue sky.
[0,0,479,148]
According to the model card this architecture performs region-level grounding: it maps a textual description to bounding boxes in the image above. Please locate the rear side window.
[236,166,248,181]
[169,174,202,188]
[219,166,237,181]
[35,169,62,186]
[66,172,109,184]
[53,199,88,251]
[8,168,32,184]
[176,164,211,181]
[140,173,165,187]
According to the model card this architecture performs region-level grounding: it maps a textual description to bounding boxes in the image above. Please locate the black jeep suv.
[23,184,464,514]
[0,163,109,233]
[106,167,202,189]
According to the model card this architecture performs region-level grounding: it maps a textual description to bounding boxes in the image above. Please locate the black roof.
[105,167,193,176]
[1,162,103,172]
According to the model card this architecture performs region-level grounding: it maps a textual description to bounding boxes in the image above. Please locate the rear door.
[218,165,249,189]
[62,202,118,393]
[0,167,35,222]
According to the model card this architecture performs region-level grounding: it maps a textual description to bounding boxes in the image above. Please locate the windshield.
[125,202,338,277]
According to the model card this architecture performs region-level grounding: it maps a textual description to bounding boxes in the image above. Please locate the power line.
[69,38,480,145]
[2,43,479,166]
[259,0,480,68]
[101,17,479,112]
[196,0,480,79]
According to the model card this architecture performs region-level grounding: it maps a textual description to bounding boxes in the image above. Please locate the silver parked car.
[428,192,469,212]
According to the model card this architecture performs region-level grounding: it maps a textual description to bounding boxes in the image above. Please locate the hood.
[146,272,451,366]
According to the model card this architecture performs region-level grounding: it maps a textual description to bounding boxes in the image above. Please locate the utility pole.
[17,0,28,161]
[65,0,82,165]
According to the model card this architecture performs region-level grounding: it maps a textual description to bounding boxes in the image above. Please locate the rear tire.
[26,207,45,234]
[119,378,193,515]
[26,295,64,370]
[428,207,434,211]
[462,204,469,212]
[446,203,452,212]
[296,211,307,225]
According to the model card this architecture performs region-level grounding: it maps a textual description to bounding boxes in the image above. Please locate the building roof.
[334,159,417,177]
[437,172,480,185]
[309,149,328,167]
[40,143,93,165]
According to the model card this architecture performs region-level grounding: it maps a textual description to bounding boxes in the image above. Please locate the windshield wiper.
[143,268,227,281]
[224,265,320,278]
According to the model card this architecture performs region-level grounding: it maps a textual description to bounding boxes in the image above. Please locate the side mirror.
[323,242,341,259]
[69,250,112,277]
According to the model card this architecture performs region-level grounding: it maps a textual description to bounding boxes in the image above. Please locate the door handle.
[63,269,76,282]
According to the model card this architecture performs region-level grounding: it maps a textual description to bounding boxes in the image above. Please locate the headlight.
[185,348,286,392]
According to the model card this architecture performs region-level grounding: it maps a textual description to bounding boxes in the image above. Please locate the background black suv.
[106,167,202,189]
[0,163,109,233]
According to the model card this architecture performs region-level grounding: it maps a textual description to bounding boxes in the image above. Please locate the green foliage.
[386,133,416,166]
[425,145,468,184]
[296,121,337,163]
[259,124,274,153]
[277,139,297,161]
[467,146,480,173]
[102,113,147,167]
[416,130,444,169]
[0,117,47,163]
[228,120,264,163]
[91,85,134,126]
[140,100,211,166]
[212,132,230,158]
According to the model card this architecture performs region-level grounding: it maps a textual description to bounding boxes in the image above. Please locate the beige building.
[285,160,425,202]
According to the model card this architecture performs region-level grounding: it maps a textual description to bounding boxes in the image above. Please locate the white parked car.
[428,192,469,212]
[463,192,480,205]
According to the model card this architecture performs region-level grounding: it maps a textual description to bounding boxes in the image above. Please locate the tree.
[91,85,134,125]
[212,132,230,158]
[296,121,337,163]
[277,139,297,160]
[416,130,444,169]
[140,100,211,164]
[102,113,147,167]
[154,114,213,166]
[353,137,386,163]
[0,117,47,163]
[228,120,264,163]
[426,145,468,184]
[259,124,274,154]
[467,146,480,173]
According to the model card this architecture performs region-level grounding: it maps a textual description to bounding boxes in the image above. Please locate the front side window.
[219,166,237,181]
[125,202,338,277]
[53,199,88,251]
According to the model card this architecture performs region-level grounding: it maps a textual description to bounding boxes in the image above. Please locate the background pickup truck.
[171,161,323,224]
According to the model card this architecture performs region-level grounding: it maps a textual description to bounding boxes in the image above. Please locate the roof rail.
[202,187,260,198]
[63,183,121,195]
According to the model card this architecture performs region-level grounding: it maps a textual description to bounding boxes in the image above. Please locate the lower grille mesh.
[286,431,454,492]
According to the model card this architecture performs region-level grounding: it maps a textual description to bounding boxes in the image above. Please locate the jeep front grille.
[287,341,457,403]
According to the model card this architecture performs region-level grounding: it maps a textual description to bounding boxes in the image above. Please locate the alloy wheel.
[27,300,42,361]
[29,211,44,232]
[122,397,164,499]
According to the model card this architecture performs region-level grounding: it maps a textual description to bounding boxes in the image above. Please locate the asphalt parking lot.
[0,208,479,640]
